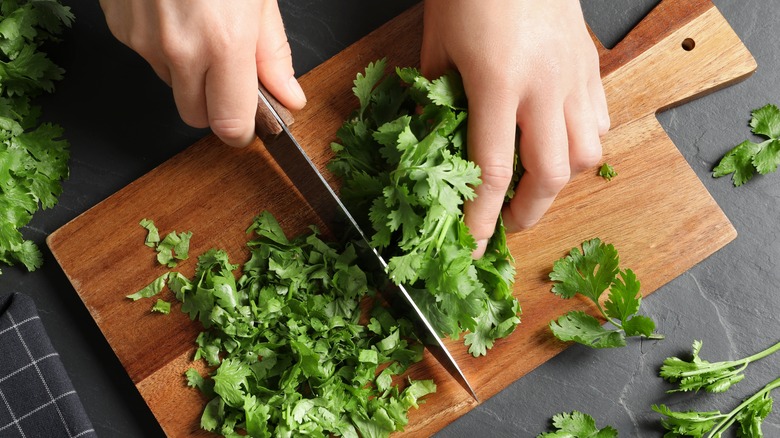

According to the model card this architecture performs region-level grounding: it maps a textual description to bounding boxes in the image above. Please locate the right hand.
[99,0,307,147]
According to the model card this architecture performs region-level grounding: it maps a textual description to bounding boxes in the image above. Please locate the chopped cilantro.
[151,299,170,314]
[126,272,167,301]
[713,103,780,186]
[548,238,662,348]
[0,0,74,275]
[537,411,618,437]
[139,218,160,247]
[138,219,192,268]
[598,163,617,181]
[329,59,520,356]
[135,212,435,437]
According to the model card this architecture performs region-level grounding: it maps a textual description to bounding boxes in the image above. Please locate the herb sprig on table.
[0,0,74,275]
[713,103,780,186]
[328,59,521,356]
[548,238,663,348]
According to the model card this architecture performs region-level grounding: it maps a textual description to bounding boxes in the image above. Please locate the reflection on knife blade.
[255,87,479,402]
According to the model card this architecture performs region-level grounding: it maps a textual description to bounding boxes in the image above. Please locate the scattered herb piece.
[598,163,617,181]
[537,411,618,438]
[0,0,74,275]
[328,59,520,356]
[139,218,160,247]
[151,299,170,314]
[548,238,662,348]
[661,340,780,393]
[713,103,780,186]
[138,219,192,268]
[653,375,779,438]
[126,272,167,301]
[146,211,434,437]
[155,230,192,267]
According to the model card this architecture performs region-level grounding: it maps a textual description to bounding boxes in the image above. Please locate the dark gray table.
[5,1,779,436]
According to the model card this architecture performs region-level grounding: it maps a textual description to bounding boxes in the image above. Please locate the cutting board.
[48,1,755,436]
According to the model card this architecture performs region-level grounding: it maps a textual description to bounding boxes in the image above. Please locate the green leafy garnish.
[150,211,434,437]
[653,375,779,438]
[713,104,780,186]
[151,299,170,314]
[0,0,74,275]
[126,272,167,301]
[660,340,780,393]
[139,218,160,247]
[329,59,520,356]
[598,163,617,181]
[537,411,618,438]
[548,238,662,348]
[138,219,192,268]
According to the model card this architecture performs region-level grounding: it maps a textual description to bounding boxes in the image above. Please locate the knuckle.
[570,144,602,171]
[535,168,570,195]
[210,117,251,145]
[478,162,515,193]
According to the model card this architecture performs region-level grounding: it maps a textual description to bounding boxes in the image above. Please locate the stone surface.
[4,1,780,436]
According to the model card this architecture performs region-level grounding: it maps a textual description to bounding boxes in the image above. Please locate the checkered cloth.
[0,292,95,438]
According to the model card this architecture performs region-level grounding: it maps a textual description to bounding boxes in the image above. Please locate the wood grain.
[47,1,756,436]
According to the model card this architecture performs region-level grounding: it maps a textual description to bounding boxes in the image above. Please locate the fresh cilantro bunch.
[0,0,74,274]
[713,104,780,186]
[329,59,520,357]
[164,212,434,437]
[537,411,618,437]
[653,376,779,438]
[548,238,663,348]
[660,340,780,394]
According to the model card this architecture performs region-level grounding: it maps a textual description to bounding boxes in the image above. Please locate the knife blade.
[254,86,478,402]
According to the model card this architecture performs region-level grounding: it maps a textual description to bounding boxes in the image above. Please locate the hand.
[421,0,610,258]
[99,0,306,147]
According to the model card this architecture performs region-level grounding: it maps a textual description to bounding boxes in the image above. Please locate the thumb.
[256,2,306,111]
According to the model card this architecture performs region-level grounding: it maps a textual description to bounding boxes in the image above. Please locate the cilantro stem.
[707,375,780,438]
[679,340,780,378]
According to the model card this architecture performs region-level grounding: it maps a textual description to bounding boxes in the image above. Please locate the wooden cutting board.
[48,1,755,436]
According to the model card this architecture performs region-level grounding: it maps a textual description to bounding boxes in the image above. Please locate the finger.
[564,90,602,174]
[463,83,519,259]
[588,75,610,135]
[204,49,259,147]
[503,95,570,233]
[169,64,209,129]
[256,1,306,111]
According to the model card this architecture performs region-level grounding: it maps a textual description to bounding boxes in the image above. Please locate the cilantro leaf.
[0,0,73,275]
[126,272,167,301]
[550,311,626,349]
[598,162,617,181]
[151,299,170,314]
[136,212,435,436]
[653,375,780,438]
[660,340,780,393]
[330,62,520,356]
[714,104,780,186]
[548,239,662,348]
[537,411,618,438]
[139,218,160,247]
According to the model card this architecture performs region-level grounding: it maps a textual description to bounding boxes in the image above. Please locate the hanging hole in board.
[682,38,696,51]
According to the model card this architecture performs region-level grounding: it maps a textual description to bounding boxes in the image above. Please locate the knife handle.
[255,83,295,143]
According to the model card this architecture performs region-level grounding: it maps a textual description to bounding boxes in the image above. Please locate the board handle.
[255,84,295,144]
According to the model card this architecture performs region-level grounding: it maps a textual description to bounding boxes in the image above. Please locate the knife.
[254,86,478,402]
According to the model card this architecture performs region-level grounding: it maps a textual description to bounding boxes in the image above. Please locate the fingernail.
[288,76,306,104]
[472,239,488,259]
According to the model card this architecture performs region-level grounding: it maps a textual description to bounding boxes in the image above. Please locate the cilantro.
[151,299,170,314]
[126,272,167,301]
[660,340,780,393]
[537,411,618,438]
[137,212,435,437]
[598,163,617,181]
[713,104,780,186]
[653,375,780,438]
[329,59,520,356]
[548,239,663,348]
[0,0,73,275]
[138,219,192,268]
